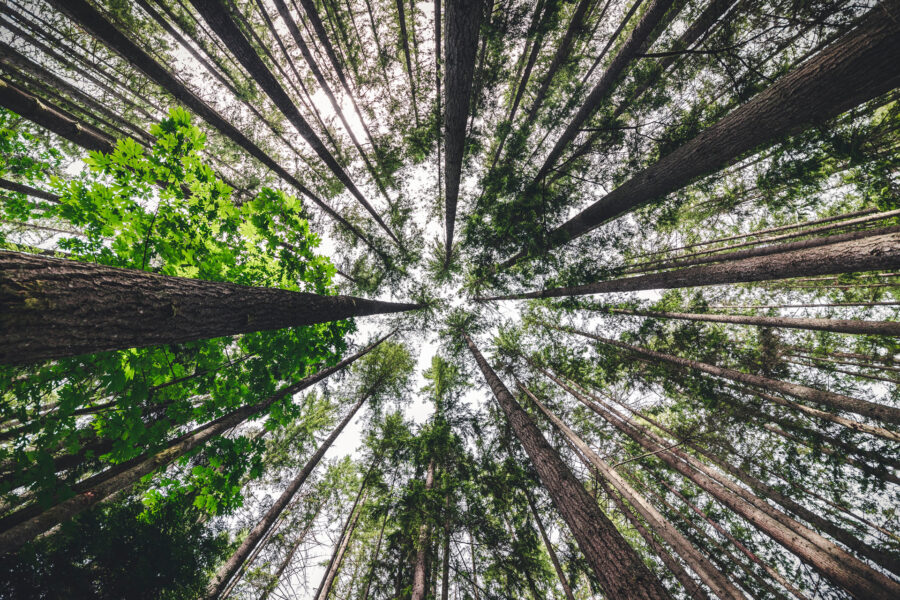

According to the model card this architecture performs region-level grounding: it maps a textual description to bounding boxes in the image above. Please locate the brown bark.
[49,0,380,254]
[612,307,900,337]
[503,1,900,266]
[411,458,436,600]
[0,250,418,363]
[0,178,59,204]
[482,232,900,302]
[548,323,900,426]
[463,333,671,600]
[535,0,680,180]
[544,372,900,600]
[443,0,483,262]
[206,395,369,600]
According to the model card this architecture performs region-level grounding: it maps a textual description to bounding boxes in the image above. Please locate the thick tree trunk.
[411,459,436,600]
[206,395,369,600]
[524,491,578,600]
[313,481,368,600]
[0,178,59,203]
[612,307,900,337]
[545,373,900,600]
[443,0,483,262]
[548,323,900,427]
[463,333,671,600]
[0,251,418,363]
[535,0,680,180]
[0,333,388,555]
[482,232,900,300]
[503,0,900,266]
[519,383,744,600]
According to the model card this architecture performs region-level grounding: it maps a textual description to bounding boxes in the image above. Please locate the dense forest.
[0,0,898,598]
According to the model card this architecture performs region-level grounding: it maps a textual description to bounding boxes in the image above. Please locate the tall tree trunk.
[0,333,389,555]
[544,372,900,600]
[524,491,578,600]
[535,0,680,180]
[206,395,370,600]
[440,496,451,600]
[0,251,418,363]
[0,178,59,203]
[463,333,671,600]
[482,232,900,300]
[395,0,421,126]
[611,307,900,337]
[443,0,483,263]
[501,0,900,267]
[313,477,369,600]
[545,323,900,427]
[519,382,744,600]
[257,502,321,600]
[185,0,400,245]
[411,459,436,600]
[361,504,390,600]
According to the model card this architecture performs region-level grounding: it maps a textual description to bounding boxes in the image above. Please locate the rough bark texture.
[536,0,679,180]
[0,251,418,363]
[206,395,368,600]
[49,0,377,253]
[0,334,388,555]
[554,324,900,426]
[614,307,900,337]
[512,0,900,262]
[483,232,900,300]
[463,334,671,600]
[444,0,483,261]
[411,459,435,600]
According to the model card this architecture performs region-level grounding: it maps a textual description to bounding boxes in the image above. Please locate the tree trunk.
[463,333,671,600]
[0,251,418,363]
[443,0,483,262]
[612,307,900,337]
[503,1,900,266]
[0,178,59,203]
[411,459,436,600]
[535,0,680,180]
[206,395,369,599]
[257,504,320,600]
[361,505,390,600]
[0,333,388,555]
[524,491,578,600]
[545,373,900,600]
[440,500,451,600]
[484,232,900,302]
[547,323,900,427]
[519,382,744,600]
[313,481,368,600]
[395,0,420,126]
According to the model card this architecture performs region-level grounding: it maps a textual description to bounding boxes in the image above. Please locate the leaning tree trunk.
[443,0,483,263]
[411,458,436,600]
[258,500,324,600]
[463,333,671,600]
[0,333,389,555]
[524,491,578,600]
[205,394,370,600]
[546,323,900,428]
[481,232,900,300]
[501,0,900,267]
[0,251,418,363]
[611,307,900,337]
[313,479,369,600]
[535,0,680,180]
[545,373,900,600]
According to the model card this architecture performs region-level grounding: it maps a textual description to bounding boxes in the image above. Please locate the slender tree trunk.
[0,334,388,555]
[440,497,451,600]
[361,506,390,600]
[468,530,480,600]
[411,459,436,600]
[545,323,900,427]
[483,232,900,300]
[395,0,421,126]
[502,0,900,267]
[545,372,900,600]
[611,307,900,337]
[313,481,369,600]
[535,0,680,180]
[0,178,59,203]
[258,498,325,600]
[206,396,370,600]
[443,0,483,263]
[463,333,671,600]
[519,382,744,600]
[524,491,578,600]
[0,251,418,363]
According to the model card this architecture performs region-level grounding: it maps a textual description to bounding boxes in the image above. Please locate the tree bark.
[503,0,900,266]
[463,333,671,600]
[546,323,900,427]
[0,250,418,363]
[313,480,369,600]
[206,395,369,599]
[611,307,900,337]
[411,458,436,600]
[524,490,578,600]
[482,232,900,300]
[443,0,483,263]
